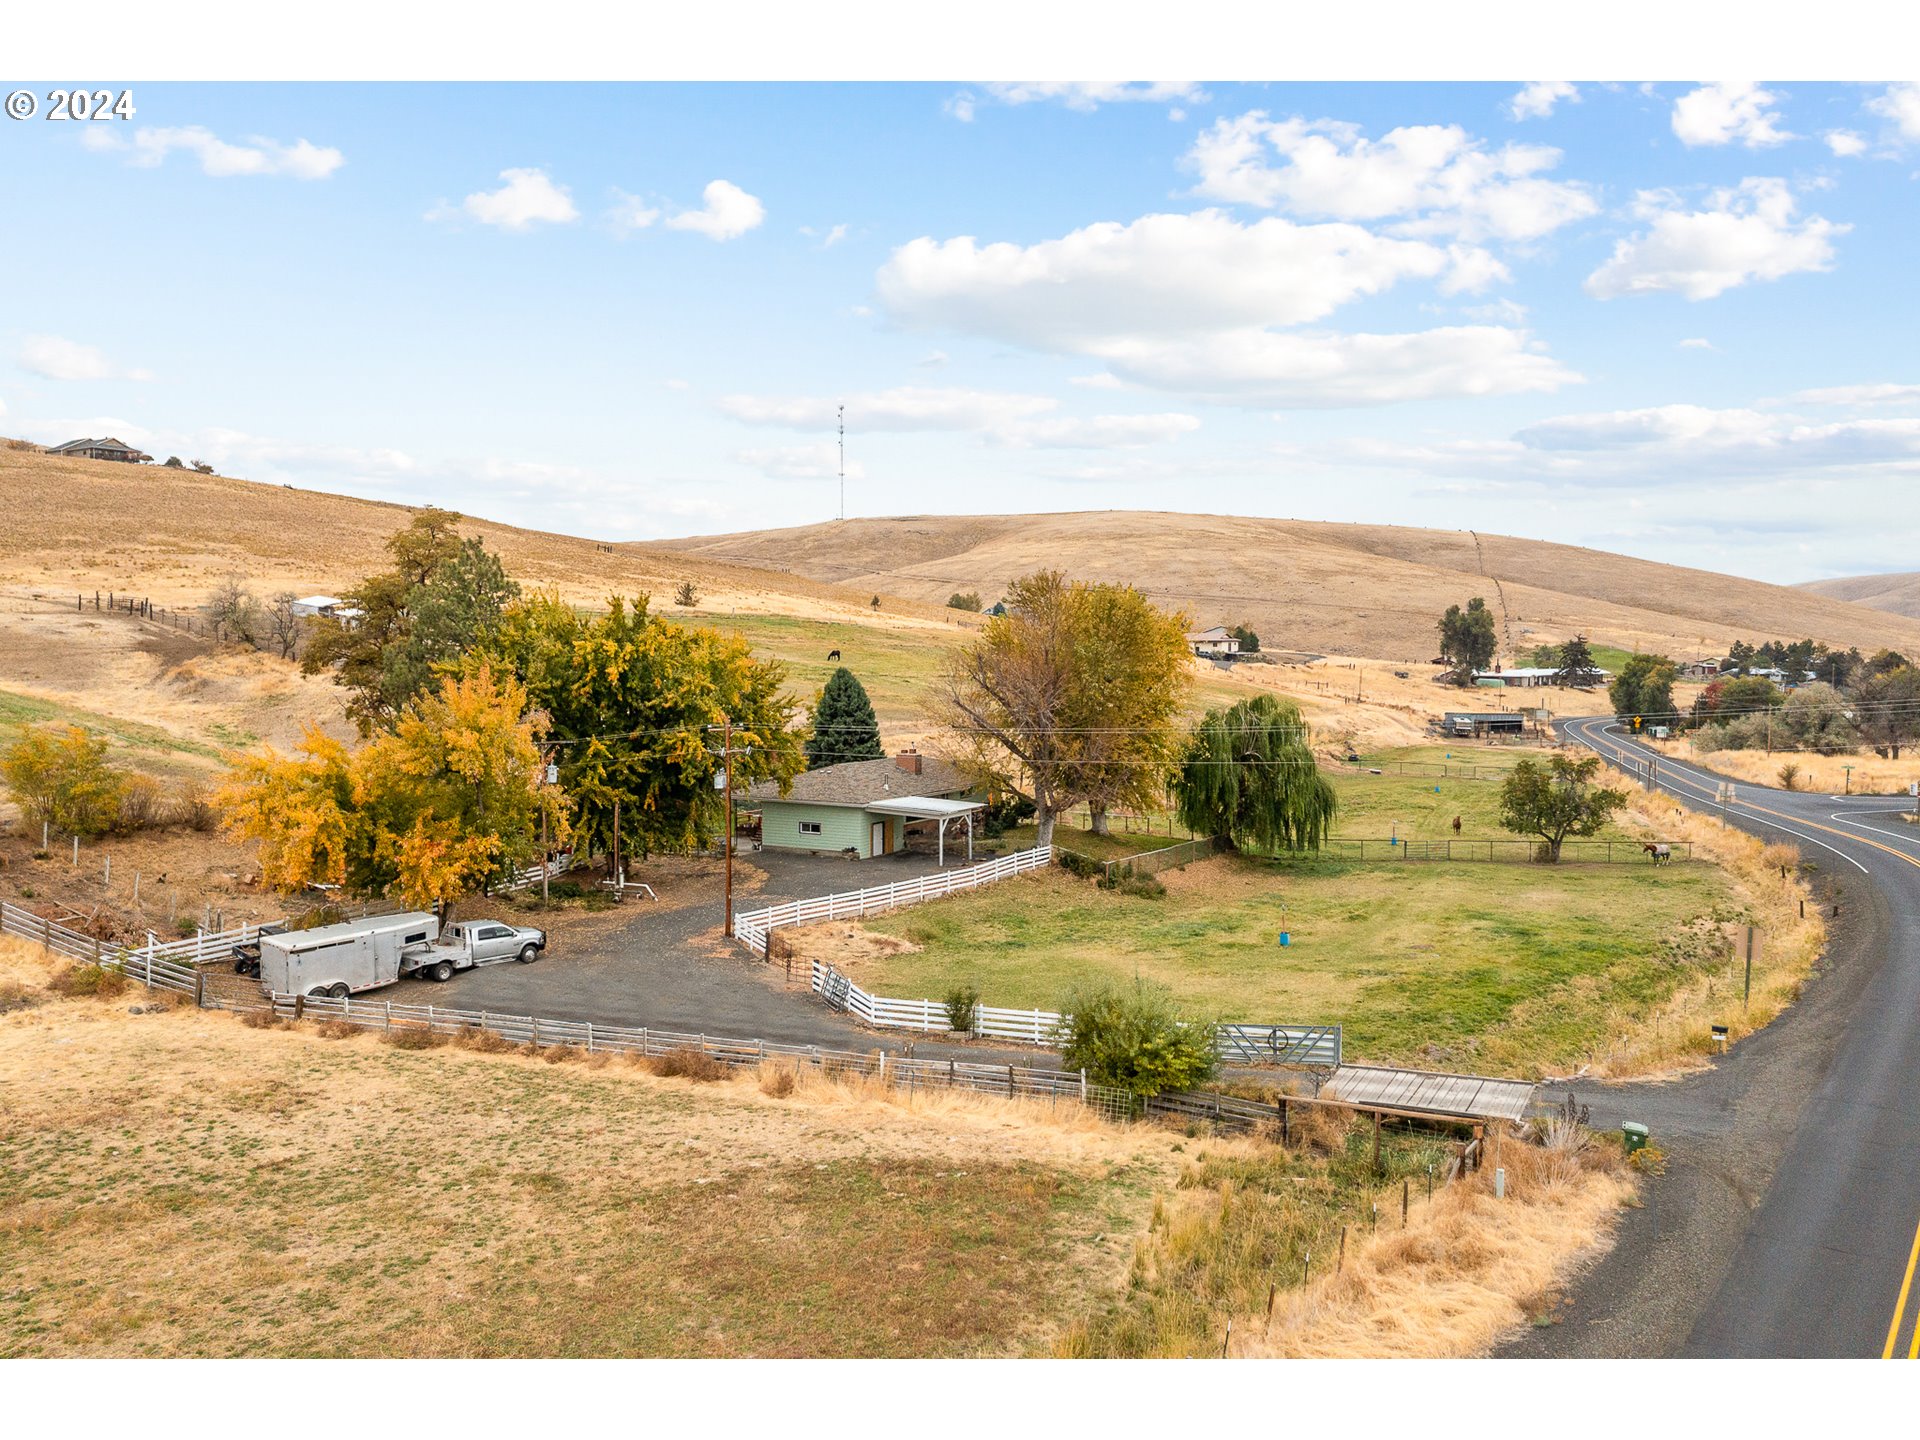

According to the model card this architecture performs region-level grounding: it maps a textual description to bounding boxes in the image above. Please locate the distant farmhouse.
[1468,664,1610,689]
[1188,625,1240,658]
[289,595,366,625]
[48,437,152,464]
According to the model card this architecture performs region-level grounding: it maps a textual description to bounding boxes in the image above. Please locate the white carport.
[865,795,985,866]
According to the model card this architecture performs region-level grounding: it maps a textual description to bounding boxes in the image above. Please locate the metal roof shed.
[865,795,985,865]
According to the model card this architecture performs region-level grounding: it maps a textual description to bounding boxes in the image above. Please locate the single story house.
[1188,625,1240,658]
[1443,711,1527,738]
[1469,665,1610,689]
[1682,659,1725,680]
[745,750,986,863]
[49,436,152,464]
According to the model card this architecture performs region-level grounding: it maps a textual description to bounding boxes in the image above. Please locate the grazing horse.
[1643,842,1672,865]
[1451,815,1462,835]
[826,649,841,661]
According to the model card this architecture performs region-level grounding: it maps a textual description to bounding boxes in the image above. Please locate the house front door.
[871,820,887,856]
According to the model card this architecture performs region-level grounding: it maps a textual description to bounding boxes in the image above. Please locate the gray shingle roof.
[747,754,974,808]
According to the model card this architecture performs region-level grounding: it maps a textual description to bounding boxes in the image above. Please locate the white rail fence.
[494,853,580,895]
[733,844,1054,953]
[1,899,274,996]
[810,961,1342,1066]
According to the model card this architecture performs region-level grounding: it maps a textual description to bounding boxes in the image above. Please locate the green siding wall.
[758,802,900,858]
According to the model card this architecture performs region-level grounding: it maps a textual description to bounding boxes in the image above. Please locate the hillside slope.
[661,512,1920,661]
[0,446,953,628]
[1797,571,1920,623]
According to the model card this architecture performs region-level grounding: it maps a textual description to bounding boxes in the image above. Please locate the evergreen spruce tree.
[805,668,884,769]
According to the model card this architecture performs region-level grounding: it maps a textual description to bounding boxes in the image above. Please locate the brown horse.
[1643,842,1672,865]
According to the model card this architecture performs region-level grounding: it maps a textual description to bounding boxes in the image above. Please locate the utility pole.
[539,752,558,905]
[837,403,846,522]
[707,716,751,937]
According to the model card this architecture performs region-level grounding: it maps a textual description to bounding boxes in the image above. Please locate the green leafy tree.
[1230,624,1260,653]
[1496,754,1628,862]
[947,591,982,612]
[1172,695,1336,853]
[302,509,520,734]
[935,571,1190,846]
[1853,666,1920,759]
[0,725,126,838]
[1438,597,1498,684]
[1610,653,1679,725]
[1552,634,1603,688]
[1700,675,1783,727]
[480,592,804,858]
[804,667,884,770]
[1058,980,1216,1099]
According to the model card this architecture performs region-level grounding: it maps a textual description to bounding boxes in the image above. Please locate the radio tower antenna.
[837,403,845,521]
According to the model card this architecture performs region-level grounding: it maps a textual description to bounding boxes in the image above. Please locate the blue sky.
[4,79,1919,581]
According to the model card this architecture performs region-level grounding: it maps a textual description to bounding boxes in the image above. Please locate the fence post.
[585,1021,594,1054]
[194,969,205,1009]
[1080,1068,1088,1102]
[293,992,305,1022]
[385,1001,392,1032]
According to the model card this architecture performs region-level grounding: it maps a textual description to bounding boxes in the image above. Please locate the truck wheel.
[430,960,454,983]
[518,944,540,964]
[328,983,351,1000]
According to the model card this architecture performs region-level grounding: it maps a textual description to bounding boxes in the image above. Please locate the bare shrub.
[1283,1099,1354,1155]
[539,1044,582,1065]
[383,1025,444,1050]
[673,580,699,607]
[48,962,128,999]
[314,1019,361,1040]
[757,1060,799,1097]
[169,780,218,832]
[114,773,165,833]
[239,1008,283,1030]
[0,980,45,1014]
[454,1026,512,1053]
[646,1046,729,1081]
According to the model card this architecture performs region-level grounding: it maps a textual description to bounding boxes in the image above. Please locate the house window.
[798,821,822,836]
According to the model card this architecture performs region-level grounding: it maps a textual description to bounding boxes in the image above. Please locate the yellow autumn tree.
[216,664,567,922]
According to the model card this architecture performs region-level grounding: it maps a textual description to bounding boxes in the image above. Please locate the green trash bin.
[1622,1122,1650,1156]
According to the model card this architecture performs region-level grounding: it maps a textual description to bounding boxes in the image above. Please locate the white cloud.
[81,124,344,179]
[663,378,690,391]
[1584,178,1845,301]
[735,444,867,481]
[1825,129,1868,158]
[1095,326,1577,408]
[915,350,950,368]
[1516,404,1777,451]
[1867,83,1920,144]
[435,168,579,230]
[1670,82,1793,148]
[18,335,149,382]
[800,223,850,248]
[608,192,661,231]
[1068,373,1127,390]
[1185,113,1596,243]
[719,384,1198,450]
[1678,337,1716,350]
[1508,82,1578,121]
[1788,382,1920,408]
[876,208,1576,407]
[665,180,765,241]
[950,82,1206,120]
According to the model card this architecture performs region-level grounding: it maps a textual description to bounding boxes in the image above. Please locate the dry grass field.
[1798,569,1920,621]
[662,511,1920,662]
[0,938,1637,1360]
[1652,738,1920,797]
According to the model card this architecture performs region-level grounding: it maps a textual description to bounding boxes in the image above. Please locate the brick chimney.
[894,749,922,775]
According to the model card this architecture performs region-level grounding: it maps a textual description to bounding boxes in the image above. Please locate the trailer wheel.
[517,944,540,964]
[308,985,331,998]
[430,960,454,983]
[328,983,351,999]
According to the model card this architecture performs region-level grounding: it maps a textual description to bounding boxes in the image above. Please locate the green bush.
[1096,862,1165,898]
[50,962,127,998]
[1056,848,1101,879]
[943,984,980,1033]
[1058,980,1217,1099]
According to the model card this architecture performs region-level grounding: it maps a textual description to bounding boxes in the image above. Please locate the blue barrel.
[1278,931,1291,947]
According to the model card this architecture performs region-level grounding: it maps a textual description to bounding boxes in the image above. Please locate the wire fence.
[0,900,274,994]
[1316,837,1695,864]
[1099,836,1219,881]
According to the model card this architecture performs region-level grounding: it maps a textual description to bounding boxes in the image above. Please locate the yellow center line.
[1888,1216,1920,1358]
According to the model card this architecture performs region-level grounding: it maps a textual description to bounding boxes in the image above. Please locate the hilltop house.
[289,595,366,626]
[1188,625,1240,658]
[745,750,985,864]
[48,437,151,464]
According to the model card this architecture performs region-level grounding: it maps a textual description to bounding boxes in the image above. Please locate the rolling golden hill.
[1796,572,1920,623]
[660,511,1920,662]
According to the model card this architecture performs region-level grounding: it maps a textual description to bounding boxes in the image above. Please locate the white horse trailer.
[257,913,440,998]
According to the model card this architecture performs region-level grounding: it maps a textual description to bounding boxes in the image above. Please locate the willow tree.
[1173,695,1336,853]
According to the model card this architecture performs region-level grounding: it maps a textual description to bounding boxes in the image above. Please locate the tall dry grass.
[1585,768,1827,1076]
[1652,739,1920,796]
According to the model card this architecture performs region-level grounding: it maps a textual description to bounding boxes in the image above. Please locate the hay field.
[1651,738,1920,797]
[0,938,1185,1358]
[661,511,1920,662]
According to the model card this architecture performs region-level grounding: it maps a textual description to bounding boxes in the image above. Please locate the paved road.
[1553,716,1920,1358]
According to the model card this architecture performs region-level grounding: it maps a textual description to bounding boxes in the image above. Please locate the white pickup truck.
[256,913,548,997]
